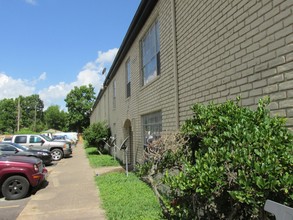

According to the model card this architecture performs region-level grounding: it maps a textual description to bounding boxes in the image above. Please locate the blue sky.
[0,0,141,109]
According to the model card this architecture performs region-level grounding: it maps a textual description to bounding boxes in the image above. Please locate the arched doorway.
[123,119,133,169]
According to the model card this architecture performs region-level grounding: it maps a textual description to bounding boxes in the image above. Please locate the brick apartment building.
[90,0,293,166]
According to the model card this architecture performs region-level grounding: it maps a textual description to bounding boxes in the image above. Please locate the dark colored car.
[0,154,47,200]
[0,142,52,166]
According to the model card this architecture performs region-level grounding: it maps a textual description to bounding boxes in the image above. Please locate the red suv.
[0,154,47,200]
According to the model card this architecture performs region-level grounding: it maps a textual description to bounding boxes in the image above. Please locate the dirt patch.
[94,166,125,175]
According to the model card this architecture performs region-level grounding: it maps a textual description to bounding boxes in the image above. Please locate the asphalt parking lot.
[0,196,30,220]
[1,142,106,220]
[0,162,57,220]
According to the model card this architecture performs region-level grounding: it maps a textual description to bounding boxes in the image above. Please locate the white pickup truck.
[10,134,72,161]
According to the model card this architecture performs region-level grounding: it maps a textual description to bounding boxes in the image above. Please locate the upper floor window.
[141,20,160,85]
[126,59,131,98]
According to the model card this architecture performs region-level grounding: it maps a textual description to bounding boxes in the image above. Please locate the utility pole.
[17,98,20,132]
[34,103,37,131]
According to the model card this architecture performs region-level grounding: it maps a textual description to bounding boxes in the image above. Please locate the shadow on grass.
[86,147,107,155]
[87,151,101,155]
[86,149,123,167]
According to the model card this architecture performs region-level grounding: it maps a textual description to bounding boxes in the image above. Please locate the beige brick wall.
[175,0,293,128]
[90,0,293,164]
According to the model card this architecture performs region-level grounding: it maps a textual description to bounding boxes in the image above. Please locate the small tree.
[83,122,111,153]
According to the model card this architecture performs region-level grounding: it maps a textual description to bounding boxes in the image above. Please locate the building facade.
[90,0,293,166]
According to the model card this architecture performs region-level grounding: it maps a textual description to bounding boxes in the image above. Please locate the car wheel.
[51,149,63,161]
[2,175,30,200]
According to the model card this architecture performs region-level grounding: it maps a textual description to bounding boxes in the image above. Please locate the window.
[0,145,15,151]
[141,20,160,85]
[29,136,42,143]
[126,59,131,98]
[113,80,116,109]
[14,136,27,144]
[142,111,162,144]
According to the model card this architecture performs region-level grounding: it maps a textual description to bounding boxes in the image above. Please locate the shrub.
[138,97,293,219]
[83,122,110,153]
[135,133,189,217]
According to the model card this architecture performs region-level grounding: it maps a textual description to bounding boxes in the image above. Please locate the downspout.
[171,0,179,130]
[107,87,110,124]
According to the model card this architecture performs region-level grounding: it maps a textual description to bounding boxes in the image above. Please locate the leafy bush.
[138,97,293,219]
[83,122,110,153]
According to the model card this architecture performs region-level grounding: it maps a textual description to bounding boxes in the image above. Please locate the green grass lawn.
[85,146,163,220]
[96,173,162,220]
[85,147,121,167]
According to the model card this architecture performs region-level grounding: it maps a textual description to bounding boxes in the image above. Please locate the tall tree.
[0,98,17,133]
[65,84,95,133]
[44,105,68,131]
[18,95,44,131]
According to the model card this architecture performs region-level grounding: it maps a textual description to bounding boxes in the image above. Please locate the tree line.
[0,84,95,134]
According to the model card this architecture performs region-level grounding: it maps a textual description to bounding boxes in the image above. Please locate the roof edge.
[91,0,158,113]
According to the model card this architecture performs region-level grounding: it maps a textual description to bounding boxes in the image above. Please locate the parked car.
[0,153,47,200]
[52,135,75,146]
[10,134,72,161]
[54,132,78,144]
[0,142,52,166]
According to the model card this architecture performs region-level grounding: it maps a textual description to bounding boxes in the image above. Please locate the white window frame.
[142,111,162,145]
[141,20,160,86]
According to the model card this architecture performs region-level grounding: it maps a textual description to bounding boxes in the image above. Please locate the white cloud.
[38,72,47,81]
[0,49,118,110]
[0,72,35,99]
[76,69,104,87]
[39,48,118,109]
[38,82,72,110]
[96,48,118,64]
[25,0,37,5]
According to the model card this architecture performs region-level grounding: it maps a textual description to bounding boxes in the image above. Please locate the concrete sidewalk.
[17,142,107,220]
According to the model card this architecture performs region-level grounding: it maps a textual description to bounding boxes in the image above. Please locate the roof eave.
[91,0,158,113]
